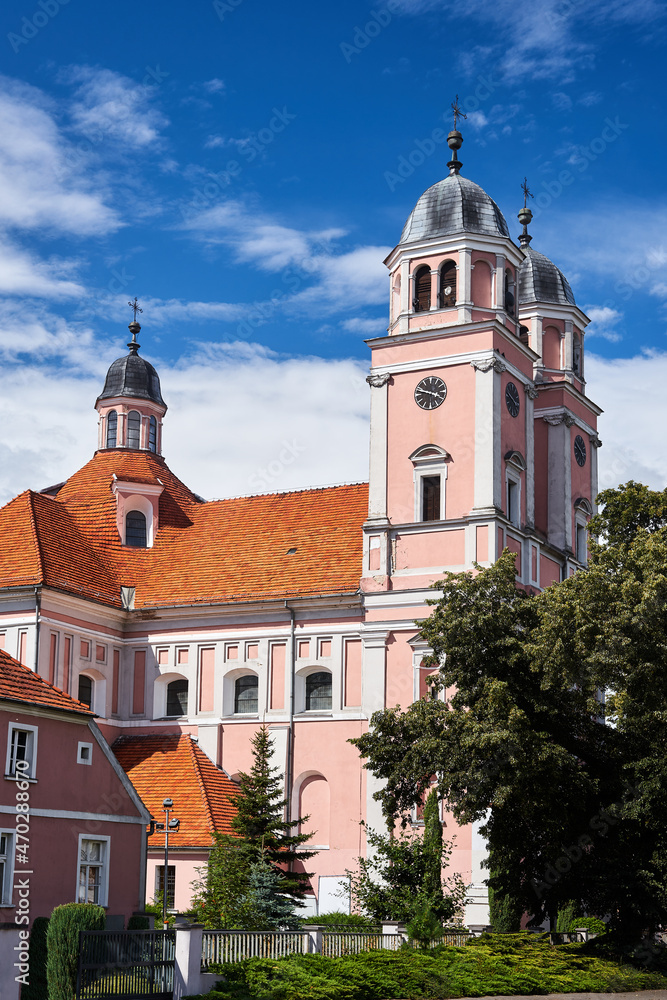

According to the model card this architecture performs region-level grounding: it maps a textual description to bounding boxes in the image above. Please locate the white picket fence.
[201,928,471,968]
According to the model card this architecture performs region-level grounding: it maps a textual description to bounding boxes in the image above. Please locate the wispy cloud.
[585,305,623,342]
[0,239,84,299]
[61,65,169,149]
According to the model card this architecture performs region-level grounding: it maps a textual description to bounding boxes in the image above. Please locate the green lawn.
[185,933,667,1000]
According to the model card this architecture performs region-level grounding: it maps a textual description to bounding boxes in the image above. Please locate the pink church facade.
[0,131,599,923]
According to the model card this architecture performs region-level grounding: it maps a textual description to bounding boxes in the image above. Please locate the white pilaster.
[366,374,391,521]
[524,384,538,528]
[590,434,601,511]
[458,249,472,323]
[361,630,389,840]
[545,415,573,551]
[471,359,504,512]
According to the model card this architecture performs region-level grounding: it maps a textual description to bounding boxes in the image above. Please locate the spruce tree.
[230,725,316,899]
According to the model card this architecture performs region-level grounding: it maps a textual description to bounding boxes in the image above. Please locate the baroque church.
[0,127,600,923]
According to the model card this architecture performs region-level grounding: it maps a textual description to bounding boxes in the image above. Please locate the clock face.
[574,434,587,467]
[414,376,447,410]
[505,382,520,417]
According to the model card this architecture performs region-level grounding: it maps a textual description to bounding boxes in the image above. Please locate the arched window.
[234,675,258,714]
[439,261,457,308]
[505,269,516,316]
[78,675,93,709]
[166,679,188,716]
[413,266,431,313]
[573,334,582,376]
[125,510,147,548]
[148,415,157,453]
[306,671,332,711]
[127,410,141,449]
[106,410,117,448]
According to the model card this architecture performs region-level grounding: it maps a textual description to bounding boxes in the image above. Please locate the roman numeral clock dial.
[414,376,447,410]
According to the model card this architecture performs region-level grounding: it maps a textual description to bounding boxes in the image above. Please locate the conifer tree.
[230,725,316,900]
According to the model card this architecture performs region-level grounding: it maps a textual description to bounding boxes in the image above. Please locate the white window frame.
[410,445,449,522]
[574,497,592,566]
[77,834,110,907]
[6,723,38,780]
[0,829,15,905]
[77,742,93,765]
[504,451,526,529]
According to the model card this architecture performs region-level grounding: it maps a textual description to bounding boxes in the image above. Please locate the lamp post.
[157,797,180,928]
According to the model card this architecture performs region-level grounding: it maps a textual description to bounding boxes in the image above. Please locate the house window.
[573,334,582,376]
[155,865,175,909]
[127,410,141,449]
[6,725,37,779]
[505,268,516,316]
[77,742,93,765]
[576,522,588,563]
[413,266,431,312]
[148,416,157,453]
[166,680,188,717]
[126,511,147,548]
[0,832,14,904]
[78,837,109,905]
[421,476,441,522]
[106,410,117,448]
[439,261,456,308]
[507,479,519,526]
[78,675,93,709]
[306,671,332,711]
[234,675,258,715]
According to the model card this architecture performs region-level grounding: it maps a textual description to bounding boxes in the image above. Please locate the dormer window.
[439,261,456,308]
[413,266,431,313]
[127,411,141,449]
[148,416,157,453]
[106,411,117,448]
[126,510,147,548]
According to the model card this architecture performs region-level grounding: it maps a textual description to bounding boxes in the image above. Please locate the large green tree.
[351,483,667,936]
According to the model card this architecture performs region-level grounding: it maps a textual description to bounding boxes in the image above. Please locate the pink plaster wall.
[146,852,209,913]
[393,529,465,572]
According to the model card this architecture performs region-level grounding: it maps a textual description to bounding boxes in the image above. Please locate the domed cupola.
[95,302,167,455]
[399,130,509,245]
[518,247,576,307]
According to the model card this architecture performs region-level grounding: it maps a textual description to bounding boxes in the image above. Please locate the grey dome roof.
[97,350,166,408]
[518,246,576,306]
[400,173,510,244]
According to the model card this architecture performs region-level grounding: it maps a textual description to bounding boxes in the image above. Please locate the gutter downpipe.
[284,601,296,826]
[34,586,41,674]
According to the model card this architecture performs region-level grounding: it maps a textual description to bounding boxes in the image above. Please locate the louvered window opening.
[505,270,516,316]
[148,415,157,452]
[106,410,117,448]
[126,510,147,548]
[413,267,431,312]
[422,476,441,522]
[78,675,93,708]
[166,680,188,716]
[439,263,457,308]
[235,675,259,714]
[127,410,141,449]
[306,671,332,711]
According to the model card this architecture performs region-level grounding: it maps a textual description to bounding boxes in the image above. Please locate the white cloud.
[202,79,225,94]
[552,92,573,113]
[585,305,623,342]
[342,317,388,335]
[0,341,370,505]
[0,239,84,298]
[0,77,119,235]
[62,65,169,148]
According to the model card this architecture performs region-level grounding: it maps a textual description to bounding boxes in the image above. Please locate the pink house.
[0,128,599,923]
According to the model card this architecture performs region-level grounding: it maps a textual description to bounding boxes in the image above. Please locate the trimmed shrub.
[556,900,577,931]
[302,911,379,929]
[570,916,607,936]
[46,902,105,1000]
[127,914,150,930]
[21,916,49,1000]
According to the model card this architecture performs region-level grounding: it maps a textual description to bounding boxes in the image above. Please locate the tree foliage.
[193,725,316,927]
[46,903,105,1000]
[351,483,667,936]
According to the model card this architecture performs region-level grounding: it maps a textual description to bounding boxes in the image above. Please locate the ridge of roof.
[0,648,93,715]
[204,481,369,503]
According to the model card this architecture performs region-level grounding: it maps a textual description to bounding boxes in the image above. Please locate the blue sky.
[1,0,666,503]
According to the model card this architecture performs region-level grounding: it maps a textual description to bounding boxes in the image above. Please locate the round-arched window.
[78,675,93,709]
[166,679,188,716]
[106,410,117,448]
[305,671,332,711]
[127,410,141,449]
[235,675,258,714]
[413,266,431,313]
[439,261,457,308]
[148,415,157,453]
[126,510,147,548]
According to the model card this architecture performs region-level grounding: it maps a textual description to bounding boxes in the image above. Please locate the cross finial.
[521,177,534,209]
[128,297,143,323]
[451,94,467,131]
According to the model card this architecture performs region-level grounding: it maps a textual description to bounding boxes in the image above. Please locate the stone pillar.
[361,630,389,840]
[174,923,204,1000]
[545,414,573,552]
[429,268,439,309]
[590,434,601,511]
[524,384,538,528]
[366,374,391,522]
[458,249,472,322]
[494,253,506,317]
[471,358,505,513]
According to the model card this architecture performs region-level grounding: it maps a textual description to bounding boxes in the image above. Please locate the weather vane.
[521,177,534,209]
[128,297,143,323]
[451,94,467,131]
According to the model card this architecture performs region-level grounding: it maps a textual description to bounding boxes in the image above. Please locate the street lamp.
[155,797,179,928]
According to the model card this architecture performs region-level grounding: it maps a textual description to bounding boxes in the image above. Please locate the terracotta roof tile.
[0,648,93,715]
[112,734,238,848]
[0,450,368,609]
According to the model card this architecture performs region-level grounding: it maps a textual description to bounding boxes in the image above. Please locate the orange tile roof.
[113,734,238,848]
[0,450,368,609]
[0,648,93,715]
